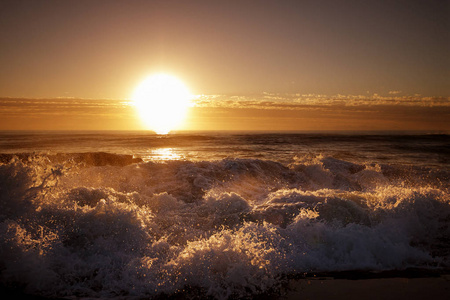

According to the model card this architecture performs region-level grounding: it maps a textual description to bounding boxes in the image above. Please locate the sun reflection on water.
[144,148,183,161]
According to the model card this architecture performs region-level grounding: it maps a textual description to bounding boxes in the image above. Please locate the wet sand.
[282,276,450,300]
[2,272,449,300]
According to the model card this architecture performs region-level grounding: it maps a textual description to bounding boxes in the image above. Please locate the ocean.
[0,131,449,299]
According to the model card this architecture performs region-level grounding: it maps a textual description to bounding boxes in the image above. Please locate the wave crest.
[0,154,449,298]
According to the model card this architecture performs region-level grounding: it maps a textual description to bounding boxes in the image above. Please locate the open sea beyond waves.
[0,131,449,299]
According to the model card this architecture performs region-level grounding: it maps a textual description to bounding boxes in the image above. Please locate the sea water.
[0,131,449,299]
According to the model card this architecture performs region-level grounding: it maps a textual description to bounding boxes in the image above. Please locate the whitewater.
[0,131,449,299]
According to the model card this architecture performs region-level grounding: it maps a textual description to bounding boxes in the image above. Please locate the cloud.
[1,96,448,132]
[191,93,450,110]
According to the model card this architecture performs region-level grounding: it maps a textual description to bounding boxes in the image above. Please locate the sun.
[132,74,191,134]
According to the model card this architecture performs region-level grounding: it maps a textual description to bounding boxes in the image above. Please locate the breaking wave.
[0,153,449,299]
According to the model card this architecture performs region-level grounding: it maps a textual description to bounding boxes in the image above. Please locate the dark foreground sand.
[282,276,450,300]
[2,271,449,300]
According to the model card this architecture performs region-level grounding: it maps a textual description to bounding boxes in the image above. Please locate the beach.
[0,132,448,299]
[2,0,449,298]
[284,275,450,300]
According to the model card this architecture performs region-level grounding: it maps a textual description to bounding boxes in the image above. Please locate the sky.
[0,0,449,131]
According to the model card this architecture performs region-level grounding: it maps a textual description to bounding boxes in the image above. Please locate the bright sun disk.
[133,74,191,134]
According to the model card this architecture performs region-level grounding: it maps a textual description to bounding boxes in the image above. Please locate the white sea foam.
[0,153,449,299]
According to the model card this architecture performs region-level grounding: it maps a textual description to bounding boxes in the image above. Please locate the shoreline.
[281,275,450,300]
[255,269,450,300]
[2,269,449,300]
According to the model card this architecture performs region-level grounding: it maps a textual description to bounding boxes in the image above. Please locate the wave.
[0,152,142,167]
[0,154,449,299]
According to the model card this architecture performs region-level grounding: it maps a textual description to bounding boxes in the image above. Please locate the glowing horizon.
[0,93,448,133]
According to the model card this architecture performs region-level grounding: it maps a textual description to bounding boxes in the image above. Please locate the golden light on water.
[146,148,183,161]
[132,74,191,134]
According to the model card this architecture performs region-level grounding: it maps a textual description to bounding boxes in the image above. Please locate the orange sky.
[1,96,448,132]
[0,1,448,132]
